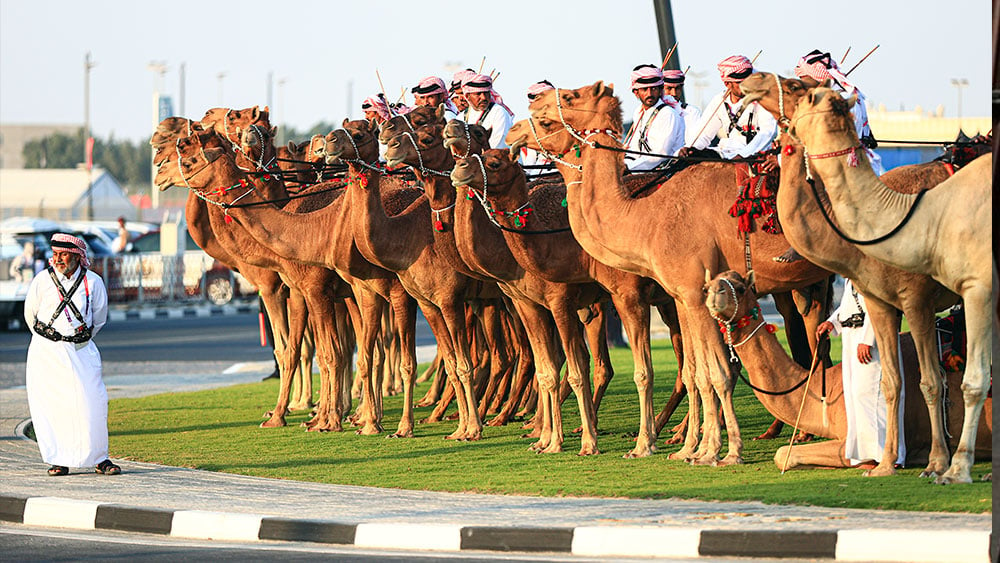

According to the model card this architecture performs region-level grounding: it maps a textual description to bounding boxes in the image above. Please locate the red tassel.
[224,214,233,224]
[766,323,777,334]
[782,144,795,156]
[433,219,445,232]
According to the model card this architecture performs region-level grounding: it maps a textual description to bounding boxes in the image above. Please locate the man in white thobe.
[623,64,685,170]
[683,54,778,161]
[462,73,514,149]
[24,233,120,476]
[817,278,906,467]
[661,69,703,146]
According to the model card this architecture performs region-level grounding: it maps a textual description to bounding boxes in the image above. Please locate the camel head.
[239,124,279,166]
[383,123,450,172]
[450,147,522,201]
[377,105,442,145]
[153,131,229,192]
[325,119,380,165]
[703,270,758,324]
[442,119,490,159]
[788,87,858,152]
[201,106,272,145]
[527,81,623,138]
[506,117,581,163]
[739,72,812,125]
[150,117,204,150]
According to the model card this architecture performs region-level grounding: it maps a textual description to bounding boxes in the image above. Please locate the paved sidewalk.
[0,365,991,561]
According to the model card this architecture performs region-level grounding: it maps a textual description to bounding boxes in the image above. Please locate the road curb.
[0,494,988,561]
[108,303,255,322]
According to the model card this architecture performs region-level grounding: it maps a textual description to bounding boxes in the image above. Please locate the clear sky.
[0,0,990,143]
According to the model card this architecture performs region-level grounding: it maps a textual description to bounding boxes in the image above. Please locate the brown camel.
[704,270,991,471]
[787,86,994,484]
[526,82,832,466]
[378,115,605,454]
[154,126,353,431]
[738,71,987,480]
[452,141,687,458]
[151,116,317,420]
[156,128,420,438]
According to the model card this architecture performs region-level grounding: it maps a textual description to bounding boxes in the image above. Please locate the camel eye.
[701,286,709,295]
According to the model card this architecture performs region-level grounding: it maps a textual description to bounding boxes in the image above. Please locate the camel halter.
[463,154,569,235]
[335,128,382,173]
[526,117,583,172]
[174,139,256,217]
[774,73,791,130]
[396,131,451,177]
[447,120,473,159]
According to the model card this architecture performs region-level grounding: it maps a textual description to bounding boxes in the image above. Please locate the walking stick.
[478,56,486,74]
[780,334,826,474]
[844,44,879,76]
[839,46,852,65]
[686,50,763,148]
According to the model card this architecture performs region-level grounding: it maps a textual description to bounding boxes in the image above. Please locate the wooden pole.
[478,56,486,74]
[839,46,852,65]
[659,42,678,70]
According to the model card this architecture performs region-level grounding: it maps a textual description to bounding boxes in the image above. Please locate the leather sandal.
[95,459,121,475]
[47,465,68,476]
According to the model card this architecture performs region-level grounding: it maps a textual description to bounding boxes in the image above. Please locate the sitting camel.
[704,270,991,471]
[788,86,994,484]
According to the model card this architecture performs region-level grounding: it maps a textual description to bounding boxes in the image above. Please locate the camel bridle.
[707,277,773,363]
[526,117,583,172]
[333,127,384,177]
[173,138,256,213]
[445,120,474,160]
[395,131,452,177]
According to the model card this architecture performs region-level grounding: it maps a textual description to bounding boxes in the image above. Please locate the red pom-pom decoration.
[782,144,795,156]
[224,214,234,224]
[433,219,445,232]
[765,323,777,333]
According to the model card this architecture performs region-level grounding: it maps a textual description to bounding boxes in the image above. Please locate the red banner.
[85,136,95,170]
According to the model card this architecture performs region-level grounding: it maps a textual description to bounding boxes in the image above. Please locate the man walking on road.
[23,233,120,476]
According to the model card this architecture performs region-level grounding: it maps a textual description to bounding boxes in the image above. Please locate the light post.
[83,52,96,220]
[147,61,168,212]
[950,78,968,132]
[276,78,287,145]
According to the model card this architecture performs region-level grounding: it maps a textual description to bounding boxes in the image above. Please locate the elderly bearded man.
[24,233,120,477]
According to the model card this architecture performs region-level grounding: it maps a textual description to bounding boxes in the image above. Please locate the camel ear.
[342,118,350,129]
[270,126,277,138]
[263,105,270,113]
[591,81,605,97]
[287,140,296,151]
[251,106,260,120]
[509,139,525,160]
[705,268,713,284]
[203,147,225,164]
[436,104,446,120]
[746,270,755,289]
[846,93,858,109]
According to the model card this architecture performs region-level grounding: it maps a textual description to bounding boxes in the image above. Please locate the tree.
[22,130,151,190]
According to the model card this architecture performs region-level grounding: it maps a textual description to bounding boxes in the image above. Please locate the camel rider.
[794,49,883,175]
[449,68,476,118]
[462,73,514,149]
[361,94,392,125]
[412,76,460,121]
[682,55,778,170]
[661,69,703,146]
[520,80,556,177]
[23,233,120,477]
[622,64,686,170]
[816,278,905,468]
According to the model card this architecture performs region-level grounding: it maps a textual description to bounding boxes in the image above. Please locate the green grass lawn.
[107,332,992,513]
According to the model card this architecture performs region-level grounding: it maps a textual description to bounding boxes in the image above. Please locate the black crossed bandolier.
[33,266,93,344]
[839,285,866,329]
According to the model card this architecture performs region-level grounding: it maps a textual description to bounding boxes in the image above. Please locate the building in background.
[0,167,135,221]
[0,124,80,169]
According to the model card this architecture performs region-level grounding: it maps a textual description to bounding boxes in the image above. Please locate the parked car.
[123,230,255,305]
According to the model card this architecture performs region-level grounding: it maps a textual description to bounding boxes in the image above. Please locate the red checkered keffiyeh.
[794,50,855,93]
[462,73,513,117]
[662,70,685,85]
[718,55,753,83]
[361,95,392,122]
[412,76,459,114]
[49,233,90,268]
[631,64,665,89]
[526,80,554,100]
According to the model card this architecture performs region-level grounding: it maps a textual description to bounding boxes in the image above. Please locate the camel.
[451,141,688,458]
[704,270,991,470]
[738,72,990,480]
[525,82,833,466]
[377,115,606,455]
[154,125,354,431]
[156,127,420,438]
[151,116,317,420]
[786,86,994,484]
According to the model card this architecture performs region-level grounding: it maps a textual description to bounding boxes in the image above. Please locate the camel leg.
[331,300,354,428]
[438,297,484,441]
[419,303,469,439]
[668,306,702,461]
[688,305,730,465]
[510,300,559,450]
[774,440,851,471]
[859,301,903,477]
[388,288,418,438]
[416,354,447,407]
[262,289,304,428]
[303,292,345,433]
[551,304,599,456]
[934,281,993,485]
[416,352,440,384]
[713,363,744,466]
[583,304,614,427]
[491,304,535,426]
[475,301,510,420]
[653,300,687,444]
[290,324,315,411]
[613,293,655,458]
[907,303,951,477]
[423,369,456,423]
[344,295,365,400]
[352,287,386,435]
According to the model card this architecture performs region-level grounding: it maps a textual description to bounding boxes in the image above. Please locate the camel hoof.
[415,399,435,407]
[445,412,460,421]
[262,410,274,419]
[718,454,744,466]
[388,431,413,438]
[981,473,992,482]
[465,431,483,441]
[919,469,940,479]
[624,444,656,459]
[668,449,693,461]
[753,430,781,440]
[792,432,814,443]
[260,417,286,428]
[691,455,720,466]
[355,425,382,436]
[663,433,685,445]
[422,415,443,424]
[486,416,507,427]
[541,444,563,454]
[933,470,973,485]
[862,466,897,477]
[578,447,600,456]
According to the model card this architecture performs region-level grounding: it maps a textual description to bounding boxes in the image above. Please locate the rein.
[397,132,452,177]
[464,154,571,235]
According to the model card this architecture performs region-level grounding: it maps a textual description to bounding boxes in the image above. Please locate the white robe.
[23,266,110,468]
[689,92,778,159]
[623,98,685,170]
[466,102,514,149]
[827,279,905,464]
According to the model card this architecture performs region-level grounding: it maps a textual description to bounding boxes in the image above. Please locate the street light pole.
[217,72,227,105]
[84,52,96,220]
[950,78,968,133]
[147,61,168,214]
